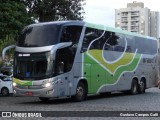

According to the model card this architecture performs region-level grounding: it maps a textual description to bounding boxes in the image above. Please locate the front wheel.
[1,88,9,96]
[39,97,50,102]
[72,82,87,102]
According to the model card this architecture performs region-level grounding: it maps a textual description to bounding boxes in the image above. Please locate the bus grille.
[16,85,44,89]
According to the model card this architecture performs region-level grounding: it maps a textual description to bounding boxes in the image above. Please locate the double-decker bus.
[13,21,159,102]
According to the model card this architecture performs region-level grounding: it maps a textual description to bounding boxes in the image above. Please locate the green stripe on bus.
[13,78,33,86]
[83,52,141,93]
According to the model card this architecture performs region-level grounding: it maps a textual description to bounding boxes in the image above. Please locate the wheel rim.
[140,81,144,91]
[133,84,137,93]
[2,88,9,96]
[132,81,137,94]
[77,86,84,98]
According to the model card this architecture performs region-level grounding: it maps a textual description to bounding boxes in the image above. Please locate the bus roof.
[85,22,157,40]
[26,21,157,40]
[28,21,85,27]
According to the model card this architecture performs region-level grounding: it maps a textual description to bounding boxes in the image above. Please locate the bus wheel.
[73,82,86,102]
[130,79,138,95]
[1,87,9,96]
[138,79,146,94]
[39,97,50,102]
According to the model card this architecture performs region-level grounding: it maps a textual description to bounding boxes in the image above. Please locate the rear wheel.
[138,79,146,94]
[72,82,87,102]
[39,97,50,102]
[1,88,9,96]
[130,79,138,95]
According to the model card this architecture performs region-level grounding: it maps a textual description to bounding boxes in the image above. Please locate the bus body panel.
[13,21,159,99]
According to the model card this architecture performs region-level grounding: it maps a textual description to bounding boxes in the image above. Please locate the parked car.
[0,67,13,77]
[0,74,13,96]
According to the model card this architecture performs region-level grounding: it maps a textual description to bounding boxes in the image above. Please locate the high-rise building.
[115,1,159,38]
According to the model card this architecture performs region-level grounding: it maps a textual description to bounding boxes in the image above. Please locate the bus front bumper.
[13,85,58,98]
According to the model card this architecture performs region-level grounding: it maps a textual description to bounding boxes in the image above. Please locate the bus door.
[151,57,158,86]
[55,49,70,97]
[57,72,69,97]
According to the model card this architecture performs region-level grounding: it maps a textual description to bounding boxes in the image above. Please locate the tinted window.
[0,67,13,76]
[81,27,157,55]
[0,76,11,81]
[112,33,125,52]
[81,27,124,53]
[55,26,83,74]
[17,24,61,47]
[55,48,73,74]
[151,40,158,54]
[81,28,106,52]
[125,35,136,53]
[60,26,82,44]
[14,52,54,80]
[101,32,118,51]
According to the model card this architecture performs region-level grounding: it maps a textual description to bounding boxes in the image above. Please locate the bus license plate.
[25,92,33,96]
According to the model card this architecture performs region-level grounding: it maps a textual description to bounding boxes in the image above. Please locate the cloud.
[84,0,116,27]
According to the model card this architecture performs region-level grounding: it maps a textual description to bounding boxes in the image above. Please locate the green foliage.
[0,0,33,64]
[0,35,16,63]
[25,0,85,22]
[0,0,33,40]
[0,35,15,51]
[0,0,86,63]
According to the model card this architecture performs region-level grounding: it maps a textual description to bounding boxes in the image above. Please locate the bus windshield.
[14,52,54,80]
[17,24,61,47]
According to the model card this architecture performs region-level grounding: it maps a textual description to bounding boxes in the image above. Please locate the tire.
[72,82,87,102]
[130,79,138,95]
[138,79,146,94]
[39,97,50,102]
[1,88,9,96]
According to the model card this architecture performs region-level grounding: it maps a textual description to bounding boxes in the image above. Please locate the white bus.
[12,21,159,101]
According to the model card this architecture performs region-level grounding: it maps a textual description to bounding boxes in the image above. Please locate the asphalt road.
[0,87,160,120]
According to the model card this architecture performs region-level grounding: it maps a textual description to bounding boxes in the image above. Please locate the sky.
[84,0,160,27]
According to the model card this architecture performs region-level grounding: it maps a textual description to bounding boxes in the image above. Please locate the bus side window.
[60,25,82,58]
[81,28,103,52]
[60,26,82,44]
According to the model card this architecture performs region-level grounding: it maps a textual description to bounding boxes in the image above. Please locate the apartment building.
[115,1,159,38]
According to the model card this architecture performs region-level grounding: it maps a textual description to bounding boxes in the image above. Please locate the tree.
[0,0,33,40]
[0,0,33,64]
[25,0,85,22]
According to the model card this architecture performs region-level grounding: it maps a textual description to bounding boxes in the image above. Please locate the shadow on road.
[17,91,147,105]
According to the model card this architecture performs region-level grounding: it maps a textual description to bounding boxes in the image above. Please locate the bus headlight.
[43,83,51,88]
[13,82,17,87]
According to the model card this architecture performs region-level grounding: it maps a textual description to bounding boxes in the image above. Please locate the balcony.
[121,14,128,18]
[121,23,128,26]
[131,27,139,32]
[121,27,128,31]
[131,18,139,21]
[131,23,139,26]
[131,13,139,16]
[121,18,128,22]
